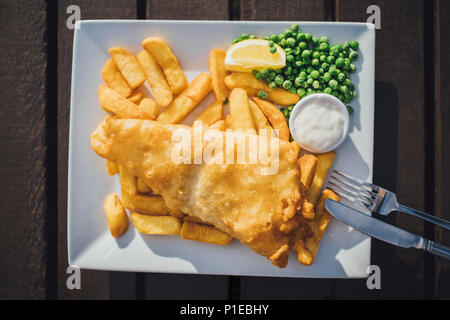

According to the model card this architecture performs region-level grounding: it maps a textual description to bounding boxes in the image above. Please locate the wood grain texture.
[147,0,230,19]
[238,0,335,299]
[335,0,427,298]
[57,0,137,299]
[240,0,330,21]
[434,0,450,299]
[0,0,49,299]
[143,0,231,300]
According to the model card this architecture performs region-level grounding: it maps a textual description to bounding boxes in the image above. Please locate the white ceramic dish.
[68,20,375,278]
[289,93,350,153]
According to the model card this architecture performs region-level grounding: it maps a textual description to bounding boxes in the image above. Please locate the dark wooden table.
[0,0,448,299]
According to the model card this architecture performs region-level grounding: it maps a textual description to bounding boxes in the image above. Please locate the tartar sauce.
[291,96,347,153]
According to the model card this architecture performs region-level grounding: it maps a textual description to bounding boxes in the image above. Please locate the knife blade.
[325,199,425,250]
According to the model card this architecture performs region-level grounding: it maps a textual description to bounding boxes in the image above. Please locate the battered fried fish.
[91,117,302,267]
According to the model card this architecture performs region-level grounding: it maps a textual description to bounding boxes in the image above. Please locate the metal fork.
[327,170,450,231]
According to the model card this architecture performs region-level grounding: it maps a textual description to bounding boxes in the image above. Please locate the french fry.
[137,178,152,194]
[306,151,335,205]
[131,212,181,235]
[157,73,212,124]
[106,160,119,176]
[136,50,173,107]
[101,58,132,97]
[224,115,232,130]
[195,100,223,126]
[209,49,229,103]
[109,47,146,89]
[119,165,137,195]
[229,88,255,132]
[127,91,143,104]
[184,73,212,103]
[224,72,299,106]
[183,215,210,225]
[298,155,318,190]
[98,85,150,119]
[303,189,339,263]
[180,222,232,245]
[104,193,128,238]
[123,193,172,215]
[141,37,188,94]
[209,119,225,131]
[248,100,275,136]
[252,97,290,141]
[138,98,158,119]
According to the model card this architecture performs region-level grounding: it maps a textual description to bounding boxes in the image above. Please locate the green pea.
[311,70,320,79]
[255,72,262,80]
[332,90,339,97]
[343,78,351,86]
[287,55,294,63]
[299,71,307,80]
[268,40,274,47]
[350,64,356,73]
[312,80,320,89]
[275,68,283,74]
[343,42,350,51]
[306,78,314,85]
[312,37,319,47]
[330,46,339,57]
[312,51,320,59]
[279,33,285,40]
[324,87,332,94]
[349,51,358,61]
[304,33,312,42]
[297,33,305,41]
[343,61,351,70]
[269,47,277,54]
[249,34,257,39]
[262,35,269,40]
[289,87,297,94]
[302,56,311,65]
[240,33,249,40]
[258,90,267,99]
[297,87,306,97]
[275,75,284,85]
[350,40,359,50]
[286,38,296,47]
[283,80,292,89]
[321,62,330,70]
[302,50,311,58]
[346,105,354,114]
[294,77,302,87]
[323,72,331,82]
[336,44,343,52]
[270,34,279,42]
[327,55,335,64]
[337,73,346,82]
[280,39,287,47]
[329,66,337,76]
[335,57,344,67]
[319,68,325,75]
[232,38,240,44]
[340,85,348,94]
[319,42,329,51]
[288,74,295,81]
[284,66,292,75]
[290,24,299,32]
[269,81,277,89]
[329,79,338,89]
[252,69,259,76]
[293,47,301,55]
[319,36,328,43]
[320,55,327,62]
[311,58,320,66]
[295,60,302,68]
[298,41,308,50]
[260,68,269,77]
[284,29,293,37]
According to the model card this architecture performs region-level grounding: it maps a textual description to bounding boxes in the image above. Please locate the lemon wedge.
[224,39,286,72]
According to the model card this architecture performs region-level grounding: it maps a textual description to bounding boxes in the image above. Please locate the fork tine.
[328,181,372,207]
[327,185,369,209]
[329,175,373,201]
[333,170,373,190]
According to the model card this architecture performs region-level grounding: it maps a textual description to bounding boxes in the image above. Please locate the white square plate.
[68,20,375,278]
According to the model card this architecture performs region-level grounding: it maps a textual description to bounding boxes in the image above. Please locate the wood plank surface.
[0,0,49,299]
[433,0,450,299]
[143,0,231,300]
[239,0,335,299]
[335,0,428,298]
[57,0,137,300]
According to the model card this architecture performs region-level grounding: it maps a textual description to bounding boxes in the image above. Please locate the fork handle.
[397,204,450,231]
[423,240,450,260]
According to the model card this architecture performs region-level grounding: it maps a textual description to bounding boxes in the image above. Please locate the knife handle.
[424,240,450,260]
